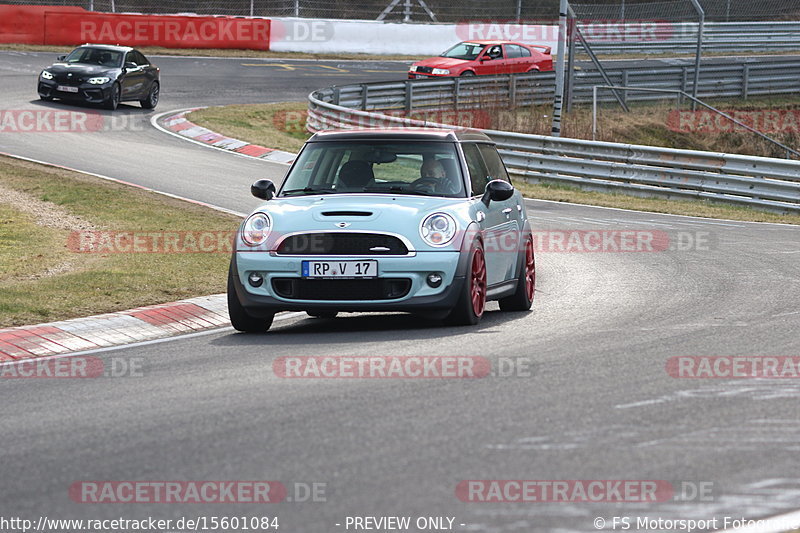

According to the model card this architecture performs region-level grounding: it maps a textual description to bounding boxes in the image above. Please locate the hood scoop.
[321,211,373,217]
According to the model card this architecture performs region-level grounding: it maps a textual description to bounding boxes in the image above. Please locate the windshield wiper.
[281,187,337,196]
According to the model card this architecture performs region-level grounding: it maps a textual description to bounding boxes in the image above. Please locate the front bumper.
[231,251,465,314]
[407,72,449,79]
[38,79,113,104]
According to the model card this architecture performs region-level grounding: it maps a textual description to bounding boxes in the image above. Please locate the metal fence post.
[509,76,517,109]
[405,81,413,114]
[454,78,460,111]
[742,64,750,100]
[361,84,368,111]
[621,70,629,107]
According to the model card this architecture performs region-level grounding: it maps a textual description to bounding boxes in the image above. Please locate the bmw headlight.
[420,213,457,247]
[409,65,418,72]
[88,77,111,85]
[241,212,272,247]
[432,68,450,75]
[40,70,54,80]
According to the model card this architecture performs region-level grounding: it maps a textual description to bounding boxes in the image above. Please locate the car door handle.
[502,208,513,217]
[476,211,486,222]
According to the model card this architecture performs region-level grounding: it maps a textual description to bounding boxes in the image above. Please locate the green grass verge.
[187,103,800,225]
[0,156,240,328]
[190,102,311,153]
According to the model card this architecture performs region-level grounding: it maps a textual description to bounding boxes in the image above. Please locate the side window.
[520,46,532,57]
[462,144,489,196]
[487,45,503,59]
[477,144,511,184]
[506,45,522,59]
[133,51,149,65]
[125,52,137,66]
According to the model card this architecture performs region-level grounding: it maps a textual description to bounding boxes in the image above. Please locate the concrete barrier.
[268,17,558,56]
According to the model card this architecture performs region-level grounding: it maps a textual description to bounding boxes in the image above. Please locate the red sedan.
[408,40,553,79]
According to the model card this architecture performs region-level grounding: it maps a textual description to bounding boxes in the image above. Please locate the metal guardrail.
[308,72,800,213]
[320,59,800,112]
[579,21,800,54]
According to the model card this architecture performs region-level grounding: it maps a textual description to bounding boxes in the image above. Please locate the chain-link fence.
[571,0,800,22]
[7,0,798,21]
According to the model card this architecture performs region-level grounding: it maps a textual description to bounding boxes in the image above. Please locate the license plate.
[302,260,377,278]
[57,85,79,93]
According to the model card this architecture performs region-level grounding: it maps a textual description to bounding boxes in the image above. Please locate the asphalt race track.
[1,51,800,532]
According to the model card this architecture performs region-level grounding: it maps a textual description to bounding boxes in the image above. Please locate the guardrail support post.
[405,81,413,114]
[454,78,460,111]
[509,76,517,109]
[742,64,750,100]
[361,84,368,111]
[621,70,629,107]
[333,87,341,106]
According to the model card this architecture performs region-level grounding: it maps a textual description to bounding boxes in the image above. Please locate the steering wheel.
[411,177,440,193]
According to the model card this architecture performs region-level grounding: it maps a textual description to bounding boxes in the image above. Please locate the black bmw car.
[38,44,160,110]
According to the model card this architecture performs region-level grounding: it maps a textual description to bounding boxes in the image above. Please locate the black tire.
[227,268,273,332]
[104,83,120,110]
[460,70,476,77]
[499,237,536,311]
[39,95,53,101]
[444,241,487,326]
[307,311,338,319]
[140,81,159,109]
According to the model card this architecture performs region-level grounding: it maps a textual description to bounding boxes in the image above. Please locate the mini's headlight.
[241,212,271,246]
[409,65,418,72]
[41,70,54,80]
[420,213,457,247]
[88,77,111,85]
[432,68,450,75]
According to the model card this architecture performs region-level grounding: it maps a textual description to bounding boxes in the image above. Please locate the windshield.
[63,47,123,67]
[280,141,466,198]
[440,42,486,60]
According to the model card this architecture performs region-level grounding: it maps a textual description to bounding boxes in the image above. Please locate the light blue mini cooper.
[228,128,535,332]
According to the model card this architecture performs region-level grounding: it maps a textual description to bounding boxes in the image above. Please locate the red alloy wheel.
[470,248,487,317]
[524,239,536,302]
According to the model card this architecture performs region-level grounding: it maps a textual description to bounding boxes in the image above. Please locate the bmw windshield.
[63,47,123,67]
[280,141,466,198]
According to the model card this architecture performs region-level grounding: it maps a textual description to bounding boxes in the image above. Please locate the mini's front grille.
[272,278,411,301]
[276,233,409,255]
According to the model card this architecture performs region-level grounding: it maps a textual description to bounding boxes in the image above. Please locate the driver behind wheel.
[419,159,459,195]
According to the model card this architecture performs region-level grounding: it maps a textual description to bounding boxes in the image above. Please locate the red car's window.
[440,42,486,61]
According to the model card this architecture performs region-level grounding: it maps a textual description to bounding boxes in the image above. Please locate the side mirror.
[57,55,65,61]
[251,179,276,200]
[123,62,137,70]
[479,56,489,62]
[481,179,514,206]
